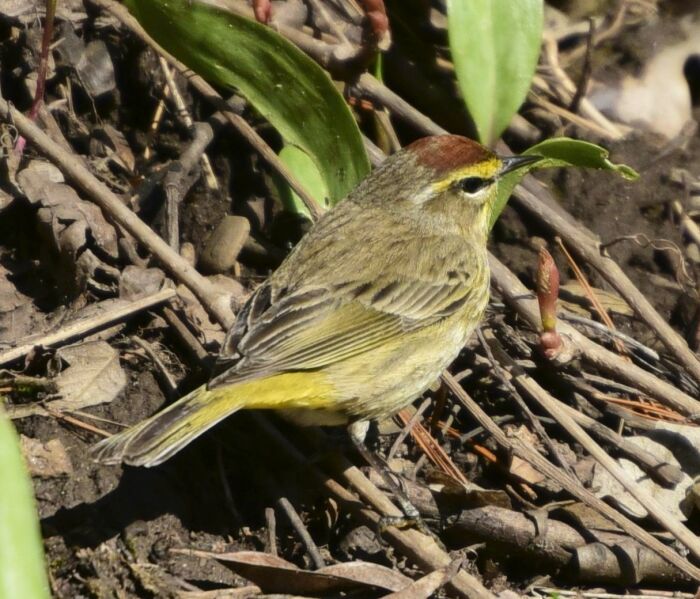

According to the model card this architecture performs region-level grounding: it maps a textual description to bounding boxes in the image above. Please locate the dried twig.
[157,56,218,191]
[556,238,628,356]
[442,373,700,581]
[452,506,688,583]
[341,69,700,390]
[388,400,430,462]
[251,414,494,599]
[479,328,577,480]
[397,412,469,487]
[162,121,216,250]
[0,101,234,328]
[513,178,700,388]
[490,256,698,416]
[484,335,700,563]
[87,0,322,222]
[276,496,326,570]
[547,391,683,486]
[131,335,178,399]
[0,289,176,366]
[264,507,277,556]
[540,35,624,139]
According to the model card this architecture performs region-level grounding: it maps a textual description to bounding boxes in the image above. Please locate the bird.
[91,134,537,467]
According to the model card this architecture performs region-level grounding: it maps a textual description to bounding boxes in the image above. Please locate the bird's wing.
[208,272,479,389]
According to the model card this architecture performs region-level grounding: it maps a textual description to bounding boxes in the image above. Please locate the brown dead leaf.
[177,276,246,348]
[36,182,119,259]
[16,159,64,202]
[591,428,695,521]
[0,263,40,344]
[119,266,166,301]
[20,173,120,294]
[55,23,116,98]
[52,341,126,410]
[560,281,634,317]
[316,561,412,592]
[90,124,135,173]
[508,455,546,486]
[174,549,412,595]
[383,558,461,599]
[9,341,126,418]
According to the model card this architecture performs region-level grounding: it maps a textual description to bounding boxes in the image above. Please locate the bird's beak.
[498,154,542,177]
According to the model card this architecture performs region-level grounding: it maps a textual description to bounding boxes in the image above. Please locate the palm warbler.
[92,135,536,466]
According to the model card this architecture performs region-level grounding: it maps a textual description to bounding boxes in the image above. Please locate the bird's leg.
[347,420,428,534]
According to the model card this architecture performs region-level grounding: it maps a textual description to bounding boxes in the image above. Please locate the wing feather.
[208,229,486,389]
[208,276,476,390]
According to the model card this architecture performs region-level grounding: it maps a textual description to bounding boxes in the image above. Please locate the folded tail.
[91,385,241,467]
[91,371,337,467]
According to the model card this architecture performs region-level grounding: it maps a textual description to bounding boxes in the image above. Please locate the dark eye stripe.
[459,176,491,194]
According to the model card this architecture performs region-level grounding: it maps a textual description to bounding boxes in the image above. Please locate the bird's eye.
[459,177,489,194]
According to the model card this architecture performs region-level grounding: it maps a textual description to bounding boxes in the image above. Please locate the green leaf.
[0,405,50,599]
[123,0,369,204]
[447,0,543,145]
[276,145,329,218]
[521,137,639,179]
[490,137,639,229]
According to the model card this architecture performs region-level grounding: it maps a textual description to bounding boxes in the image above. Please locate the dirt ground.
[2,3,700,598]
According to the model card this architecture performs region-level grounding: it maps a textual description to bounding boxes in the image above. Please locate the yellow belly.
[281,308,482,426]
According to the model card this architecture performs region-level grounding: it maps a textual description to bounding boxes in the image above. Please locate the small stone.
[199,215,251,274]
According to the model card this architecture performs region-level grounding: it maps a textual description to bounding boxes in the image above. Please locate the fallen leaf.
[509,455,546,486]
[559,281,634,317]
[174,549,412,594]
[16,160,64,203]
[55,23,116,98]
[591,432,693,521]
[384,558,461,598]
[177,276,247,348]
[50,341,126,411]
[28,178,119,294]
[119,266,166,301]
[0,264,41,345]
[90,124,135,173]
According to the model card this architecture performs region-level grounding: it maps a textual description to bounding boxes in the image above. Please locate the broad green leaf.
[521,137,639,179]
[0,406,50,599]
[277,145,329,218]
[490,137,639,228]
[448,0,543,145]
[123,0,369,204]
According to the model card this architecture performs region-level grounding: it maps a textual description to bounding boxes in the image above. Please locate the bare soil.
[1,4,699,598]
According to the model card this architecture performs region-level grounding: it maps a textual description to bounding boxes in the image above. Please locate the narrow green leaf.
[490,137,639,228]
[276,145,329,218]
[447,0,543,145]
[0,406,50,599]
[123,0,369,204]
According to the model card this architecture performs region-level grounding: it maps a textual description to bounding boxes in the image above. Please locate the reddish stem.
[16,0,56,155]
[28,0,57,121]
